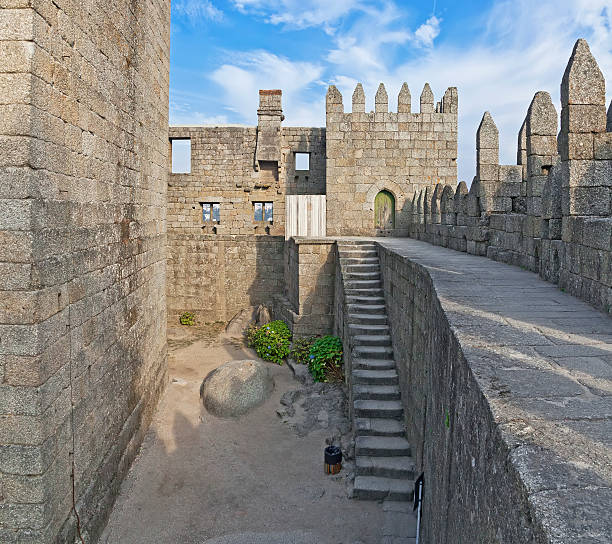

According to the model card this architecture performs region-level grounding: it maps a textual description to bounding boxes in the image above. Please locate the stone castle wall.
[167,93,326,323]
[325,83,458,236]
[0,1,170,542]
[167,234,284,322]
[167,125,326,236]
[376,238,612,544]
[406,40,612,313]
[274,238,336,337]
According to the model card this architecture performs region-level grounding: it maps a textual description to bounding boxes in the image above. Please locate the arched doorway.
[375,190,395,230]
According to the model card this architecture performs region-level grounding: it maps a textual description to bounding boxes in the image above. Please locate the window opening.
[254,202,273,222]
[202,203,220,222]
[171,139,191,173]
[295,152,310,171]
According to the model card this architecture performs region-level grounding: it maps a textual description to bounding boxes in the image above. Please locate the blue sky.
[170,0,612,182]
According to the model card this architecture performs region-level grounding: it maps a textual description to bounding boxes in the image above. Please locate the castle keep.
[1,0,611,541]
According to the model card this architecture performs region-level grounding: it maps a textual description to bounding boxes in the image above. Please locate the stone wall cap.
[169,124,252,129]
[292,237,337,244]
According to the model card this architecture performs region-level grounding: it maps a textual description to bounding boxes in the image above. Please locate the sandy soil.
[100,322,384,544]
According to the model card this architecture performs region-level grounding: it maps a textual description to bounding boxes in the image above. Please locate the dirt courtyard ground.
[100,322,386,543]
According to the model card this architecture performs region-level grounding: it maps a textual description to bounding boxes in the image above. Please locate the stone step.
[354,384,400,401]
[356,456,415,479]
[339,253,378,261]
[348,313,388,325]
[338,242,377,248]
[346,295,385,305]
[353,345,394,360]
[348,324,389,336]
[354,400,403,419]
[345,288,384,297]
[343,263,380,272]
[344,271,381,281]
[347,304,386,314]
[339,257,379,265]
[356,436,411,457]
[353,476,414,501]
[353,334,392,346]
[353,368,398,385]
[355,418,405,437]
[353,358,396,370]
[338,247,378,254]
[344,279,382,289]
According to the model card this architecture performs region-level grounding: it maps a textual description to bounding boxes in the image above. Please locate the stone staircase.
[337,240,415,502]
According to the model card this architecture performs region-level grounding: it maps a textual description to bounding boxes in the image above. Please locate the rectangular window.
[202,203,220,222]
[254,202,273,222]
[171,138,191,173]
[295,152,310,171]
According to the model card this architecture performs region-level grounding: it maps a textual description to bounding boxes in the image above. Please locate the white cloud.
[326,1,411,80]
[210,51,326,126]
[171,111,230,125]
[174,0,223,21]
[231,0,361,31]
[170,93,231,125]
[325,0,612,182]
[414,16,441,48]
[188,0,612,184]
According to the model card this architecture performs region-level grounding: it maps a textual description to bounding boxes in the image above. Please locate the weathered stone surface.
[477,111,499,153]
[375,83,389,113]
[397,83,411,113]
[407,39,612,313]
[201,360,274,417]
[561,39,606,106]
[286,358,314,385]
[225,306,258,335]
[375,238,612,544]
[352,83,366,113]
[526,91,558,137]
[420,83,434,113]
[1,0,170,541]
[255,304,272,326]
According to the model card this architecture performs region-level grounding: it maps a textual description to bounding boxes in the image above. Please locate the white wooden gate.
[285,195,327,239]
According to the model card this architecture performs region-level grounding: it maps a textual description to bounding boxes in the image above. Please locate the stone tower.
[325,83,458,236]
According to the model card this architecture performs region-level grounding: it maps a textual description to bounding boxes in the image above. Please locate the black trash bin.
[324,445,342,475]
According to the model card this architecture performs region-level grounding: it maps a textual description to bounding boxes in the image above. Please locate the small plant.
[246,323,258,346]
[179,311,196,326]
[290,336,316,364]
[248,320,292,365]
[308,335,343,382]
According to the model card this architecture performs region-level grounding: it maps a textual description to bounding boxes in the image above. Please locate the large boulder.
[201,360,274,417]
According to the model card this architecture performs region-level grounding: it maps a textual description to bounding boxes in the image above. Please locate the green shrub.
[179,311,196,326]
[248,320,292,365]
[308,335,343,382]
[289,336,316,364]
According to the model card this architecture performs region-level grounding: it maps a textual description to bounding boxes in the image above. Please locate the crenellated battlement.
[326,81,458,116]
[326,81,459,236]
[405,39,612,313]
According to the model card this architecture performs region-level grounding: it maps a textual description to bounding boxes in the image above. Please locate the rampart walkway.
[374,238,611,543]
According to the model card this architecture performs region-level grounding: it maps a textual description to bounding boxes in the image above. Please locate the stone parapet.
[376,238,612,544]
[405,39,612,314]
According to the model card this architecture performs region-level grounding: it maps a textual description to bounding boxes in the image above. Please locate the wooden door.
[375,190,395,230]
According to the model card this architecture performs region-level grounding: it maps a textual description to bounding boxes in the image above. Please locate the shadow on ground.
[100,322,384,544]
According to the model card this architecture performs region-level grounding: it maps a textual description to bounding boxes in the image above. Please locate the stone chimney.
[255,90,284,172]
